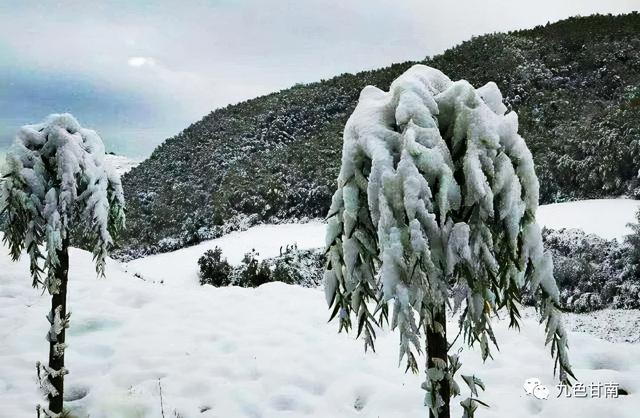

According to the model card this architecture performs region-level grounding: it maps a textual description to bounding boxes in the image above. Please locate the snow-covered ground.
[536,199,640,241]
[1,199,639,417]
[522,308,640,344]
[2,246,639,418]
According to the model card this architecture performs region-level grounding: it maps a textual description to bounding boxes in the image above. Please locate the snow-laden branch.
[46,306,70,346]
[36,361,68,397]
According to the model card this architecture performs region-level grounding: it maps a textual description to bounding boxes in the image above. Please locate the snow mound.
[536,199,640,241]
[1,229,639,418]
[104,154,140,176]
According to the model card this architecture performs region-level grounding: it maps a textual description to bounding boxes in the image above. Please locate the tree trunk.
[427,305,450,418]
[48,241,69,415]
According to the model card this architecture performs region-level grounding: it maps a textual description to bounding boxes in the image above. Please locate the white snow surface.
[536,199,640,241]
[104,154,140,176]
[0,238,638,418]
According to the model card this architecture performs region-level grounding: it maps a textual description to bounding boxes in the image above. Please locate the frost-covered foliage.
[540,228,639,312]
[325,65,573,416]
[270,244,324,287]
[622,209,640,298]
[231,250,272,288]
[199,245,323,288]
[625,208,640,270]
[1,113,125,290]
[198,247,233,287]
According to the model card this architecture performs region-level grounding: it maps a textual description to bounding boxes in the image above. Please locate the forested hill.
[118,13,640,259]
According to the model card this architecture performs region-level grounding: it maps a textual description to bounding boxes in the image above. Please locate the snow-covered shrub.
[198,247,232,287]
[231,250,272,288]
[198,246,324,288]
[571,293,604,312]
[540,228,636,312]
[270,245,324,287]
[624,208,640,278]
[1,114,125,416]
[613,281,640,309]
[325,65,573,417]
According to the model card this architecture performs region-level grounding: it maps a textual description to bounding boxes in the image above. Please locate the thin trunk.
[427,305,450,418]
[48,241,69,414]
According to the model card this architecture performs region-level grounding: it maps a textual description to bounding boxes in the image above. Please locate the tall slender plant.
[324,65,573,418]
[1,113,125,417]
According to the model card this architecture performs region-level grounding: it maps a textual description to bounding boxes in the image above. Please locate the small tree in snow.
[324,65,574,418]
[1,114,125,417]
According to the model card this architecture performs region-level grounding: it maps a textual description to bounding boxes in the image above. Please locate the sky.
[1,0,638,158]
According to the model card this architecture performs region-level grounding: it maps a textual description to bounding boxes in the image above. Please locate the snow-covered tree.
[324,65,574,418]
[1,114,125,417]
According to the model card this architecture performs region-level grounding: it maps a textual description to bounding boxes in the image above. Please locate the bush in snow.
[620,209,640,306]
[624,208,640,278]
[198,247,233,287]
[197,232,639,310]
[232,249,272,288]
[271,244,324,286]
[199,245,324,288]
[1,114,125,417]
[324,65,573,418]
[537,228,640,312]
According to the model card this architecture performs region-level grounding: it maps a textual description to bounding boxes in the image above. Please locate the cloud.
[128,57,153,68]
[1,0,638,157]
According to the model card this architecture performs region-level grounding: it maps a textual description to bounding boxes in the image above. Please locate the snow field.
[104,154,140,176]
[1,242,639,417]
[536,198,640,241]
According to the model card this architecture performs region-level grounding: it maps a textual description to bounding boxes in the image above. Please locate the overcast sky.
[1,0,638,157]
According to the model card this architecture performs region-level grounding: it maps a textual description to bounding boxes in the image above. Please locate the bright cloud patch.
[127,57,154,68]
